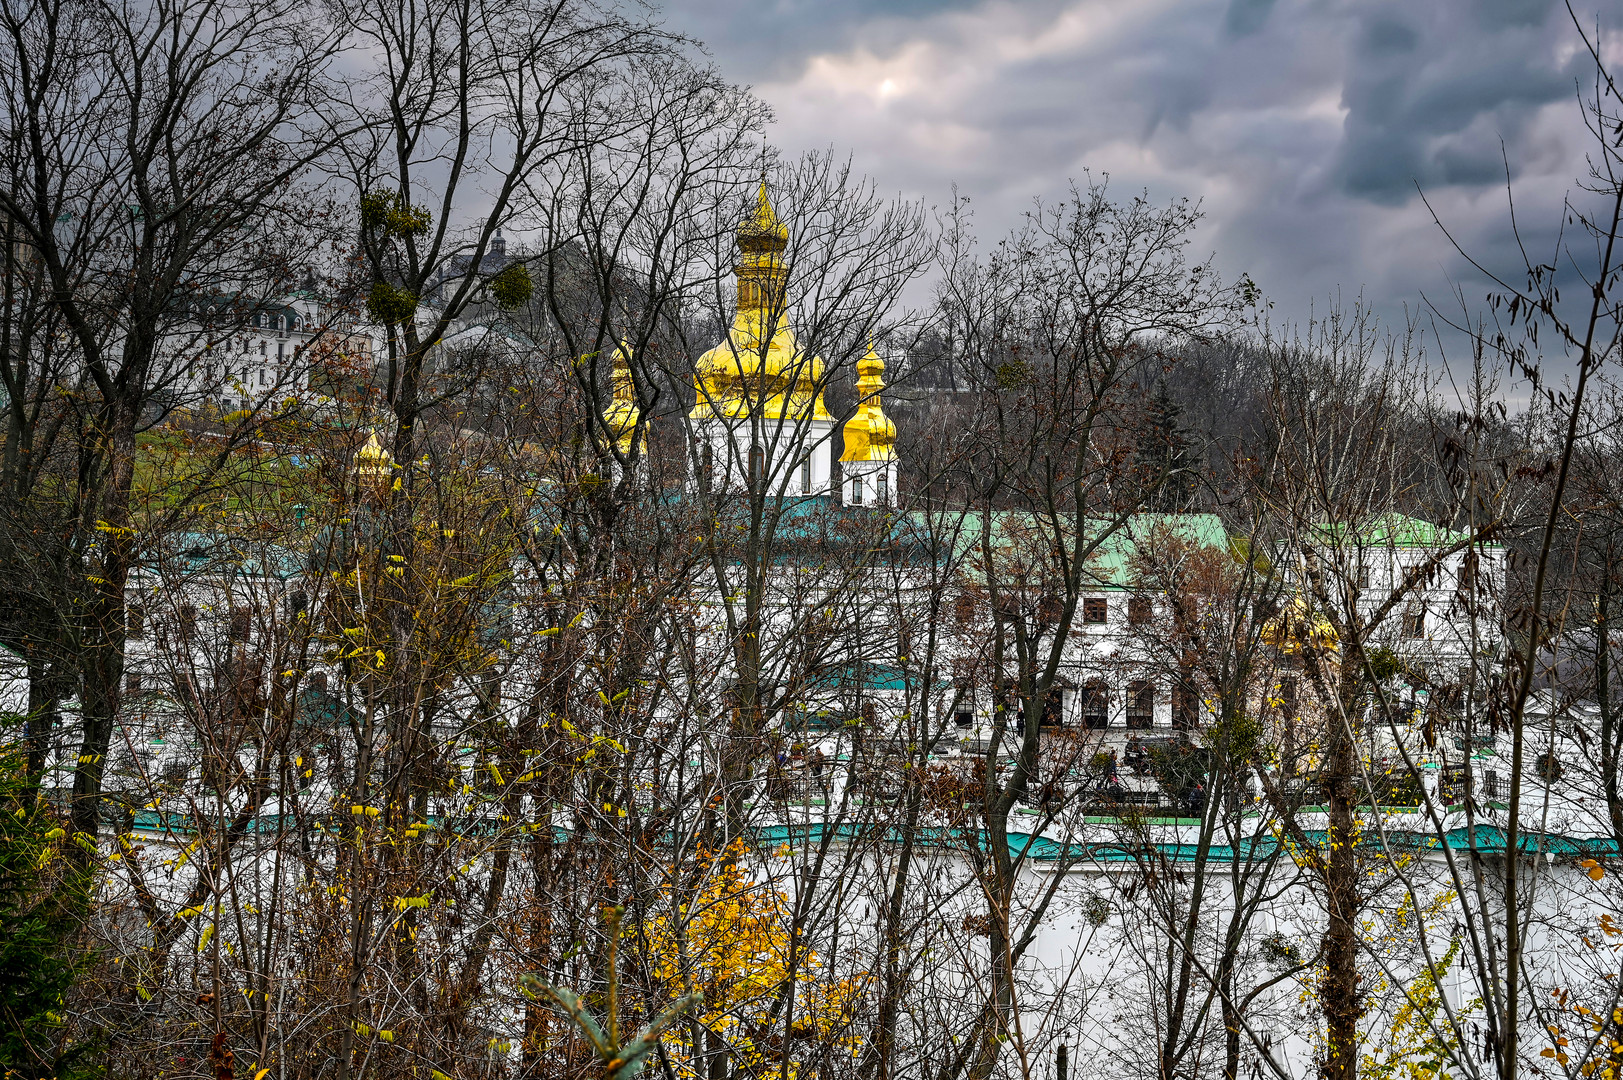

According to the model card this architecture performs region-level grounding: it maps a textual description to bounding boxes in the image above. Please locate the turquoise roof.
[942,511,1231,590]
[1314,513,1495,550]
[141,532,302,580]
[753,822,1617,862]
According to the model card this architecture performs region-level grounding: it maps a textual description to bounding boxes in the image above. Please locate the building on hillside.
[168,289,378,416]
[11,184,1511,824]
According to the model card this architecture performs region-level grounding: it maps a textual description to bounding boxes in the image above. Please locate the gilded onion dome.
[691,179,831,424]
[839,343,897,462]
[603,340,643,453]
[353,431,394,481]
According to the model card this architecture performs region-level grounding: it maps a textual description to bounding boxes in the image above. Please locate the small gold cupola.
[353,431,394,482]
[840,344,897,464]
[603,339,643,454]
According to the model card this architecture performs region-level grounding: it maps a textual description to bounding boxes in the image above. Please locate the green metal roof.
[1313,513,1493,550]
[941,511,1231,590]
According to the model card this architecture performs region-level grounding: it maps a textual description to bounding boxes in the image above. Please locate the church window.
[800,456,811,494]
[877,470,888,503]
[850,475,863,504]
[1082,597,1107,624]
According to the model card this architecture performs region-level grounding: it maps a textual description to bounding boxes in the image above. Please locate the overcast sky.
[660,0,1619,375]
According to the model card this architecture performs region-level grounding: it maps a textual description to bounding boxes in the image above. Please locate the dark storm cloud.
[1224,0,1278,38]
[662,0,992,81]
[1334,3,1580,204]
[660,0,1607,365]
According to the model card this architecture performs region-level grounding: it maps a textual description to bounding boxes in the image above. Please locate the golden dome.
[1261,597,1338,655]
[691,179,831,425]
[603,340,643,453]
[352,431,394,481]
[839,343,897,462]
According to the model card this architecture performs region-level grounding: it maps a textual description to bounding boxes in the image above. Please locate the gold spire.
[737,175,789,254]
[604,340,643,453]
[352,431,394,481]
[840,343,897,463]
[691,176,831,425]
[734,176,788,313]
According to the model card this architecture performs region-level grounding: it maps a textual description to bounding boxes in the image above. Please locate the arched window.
[877,469,888,503]
[800,456,812,494]
[850,475,863,505]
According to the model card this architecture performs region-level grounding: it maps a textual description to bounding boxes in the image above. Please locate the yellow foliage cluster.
[1360,939,1474,1080]
[641,841,862,1078]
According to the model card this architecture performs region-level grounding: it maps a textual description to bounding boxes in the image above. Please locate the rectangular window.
[1172,677,1197,730]
[850,476,863,504]
[1126,680,1153,729]
[1456,555,1476,603]
[128,604,145,639]
[1404,601,1427,638]
[1082,597,1107,624]
[1080,682,1109,729]
[1357,560,1370,591]
[1127,596,1152,624]
[954,710,973,729]
[1041,687,1065,728]
[228,606,250,642]
[125,672,143,693]
[179,604,198,637]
